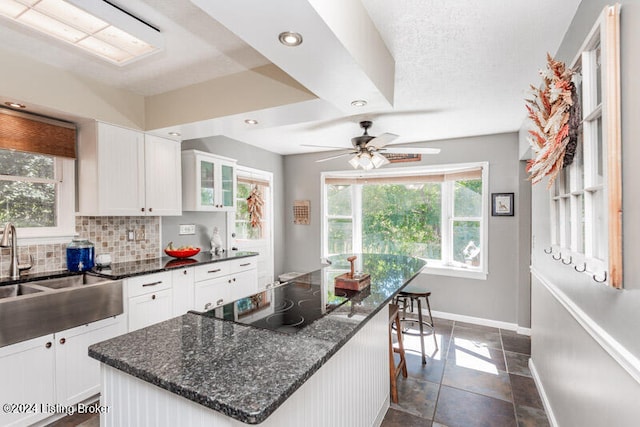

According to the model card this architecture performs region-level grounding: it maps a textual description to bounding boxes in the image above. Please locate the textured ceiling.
[0,0,582,154]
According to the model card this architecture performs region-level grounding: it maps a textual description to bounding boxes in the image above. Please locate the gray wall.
[161,136,286,278]
[530,1,640,425]
[284,132,531,326]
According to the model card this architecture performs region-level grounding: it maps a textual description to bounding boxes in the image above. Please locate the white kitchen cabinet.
[172,267,195,316]
[55,315,126,406]
[0,335,56,427]
[194,276,231,311]
[193,258,258,311]
[126,271,174,331]
[0,315,125,427]
[182,149,236,211]
[78,121,181,216]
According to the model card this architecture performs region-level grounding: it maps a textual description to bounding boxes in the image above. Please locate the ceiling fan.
[303,121,441,170]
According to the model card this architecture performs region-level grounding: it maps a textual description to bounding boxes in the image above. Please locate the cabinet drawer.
[230,257,258,274]
[128,289,172,332]
[127,271,171,298]
[194,277,230,312]
[194,262,230,282]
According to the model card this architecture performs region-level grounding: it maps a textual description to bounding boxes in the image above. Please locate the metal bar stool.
[388,303,407,403]
[395,284,437,365]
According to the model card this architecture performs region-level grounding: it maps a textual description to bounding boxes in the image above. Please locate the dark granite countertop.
[88,254,426,424]
[0,251,258,287]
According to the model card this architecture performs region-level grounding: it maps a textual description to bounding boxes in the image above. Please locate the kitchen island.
[89,254,426,426]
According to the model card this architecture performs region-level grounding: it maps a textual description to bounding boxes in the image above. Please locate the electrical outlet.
[134,228,145,241]
[127,229,134,241]
[179,224,196,235]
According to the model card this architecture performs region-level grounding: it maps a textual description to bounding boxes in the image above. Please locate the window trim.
[1,155,76,244]
[321,162,489,280]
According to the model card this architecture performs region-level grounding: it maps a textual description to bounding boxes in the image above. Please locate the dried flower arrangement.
[525,53,581,187]
[246,185,264,229]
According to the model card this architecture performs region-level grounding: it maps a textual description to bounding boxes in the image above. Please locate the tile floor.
[382,316,550,427]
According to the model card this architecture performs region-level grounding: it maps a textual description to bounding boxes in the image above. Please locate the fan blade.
[315,152,353,163]
[365,132,399,149]
[302,144,350,150]
[382,147,441,155]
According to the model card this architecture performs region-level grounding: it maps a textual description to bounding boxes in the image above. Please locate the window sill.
[420,263,487,280]
[16,231,77,246]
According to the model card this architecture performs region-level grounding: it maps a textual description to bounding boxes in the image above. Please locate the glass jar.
[66,238,95,272]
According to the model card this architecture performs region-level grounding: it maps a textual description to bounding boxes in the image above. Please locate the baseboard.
[529,358,559,427]
[373,395,390,427]
[430,309,531,335]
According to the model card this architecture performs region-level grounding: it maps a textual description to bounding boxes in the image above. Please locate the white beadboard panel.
[101,307,390,427]
[531,274,640,427]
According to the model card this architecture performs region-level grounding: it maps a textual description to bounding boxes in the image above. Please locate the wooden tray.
[334,272,371,291]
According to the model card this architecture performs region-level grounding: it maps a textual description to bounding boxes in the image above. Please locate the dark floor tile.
[515,404,550,427]
[500,330,531,355]
[505,351,531,377]
[391,377,439,420]
[442,363,512,402]
[509,374,543,409]
[434,385,517,427]
[382,408,432,427]
[448,338,507,372]
[405,352,446,384]
[46,405,99,427]
[452,324,502,351]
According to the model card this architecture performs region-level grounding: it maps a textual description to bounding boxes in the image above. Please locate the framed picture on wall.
[491,193,514,216]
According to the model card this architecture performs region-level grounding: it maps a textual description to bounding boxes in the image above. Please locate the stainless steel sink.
[0,284,43,299]
[0,274,123,347]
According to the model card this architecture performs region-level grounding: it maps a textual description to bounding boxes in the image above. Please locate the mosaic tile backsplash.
[0,216,160,277]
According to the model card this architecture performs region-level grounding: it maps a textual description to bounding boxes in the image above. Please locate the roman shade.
[324,167,482,185]
[0,108,76,159]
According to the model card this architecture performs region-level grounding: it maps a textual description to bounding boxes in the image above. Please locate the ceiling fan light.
[371,152,390,168]
[358,154,374,170]
[348,155,360,169]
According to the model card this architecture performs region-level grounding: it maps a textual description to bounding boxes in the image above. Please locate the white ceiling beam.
[190,0,395,113]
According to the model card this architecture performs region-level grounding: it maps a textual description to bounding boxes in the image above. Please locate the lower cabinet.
[0,315,125,427]
[55,316,126,406]
[172,267,195,316]
[194,276,231,312]
[128,289,172,332]
[194,261,258,311]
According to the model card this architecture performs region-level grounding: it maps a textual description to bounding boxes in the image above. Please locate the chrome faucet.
[0,223,32,279]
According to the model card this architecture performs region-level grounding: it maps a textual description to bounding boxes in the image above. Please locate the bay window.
[323,162,488,279]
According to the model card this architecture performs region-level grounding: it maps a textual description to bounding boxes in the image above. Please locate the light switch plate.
[179,224,196,235]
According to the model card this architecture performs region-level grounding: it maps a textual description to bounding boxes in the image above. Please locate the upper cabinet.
[78,122,182,216]
[182,149,236,212]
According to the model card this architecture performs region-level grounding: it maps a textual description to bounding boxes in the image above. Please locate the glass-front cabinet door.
[221,163,235,209]
[182,150,237,211]
[200,158,216,208]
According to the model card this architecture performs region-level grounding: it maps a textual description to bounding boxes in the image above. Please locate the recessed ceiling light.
[244,119,259,125]
[351,100,367,107]
[278,31,302,47]
[0,0,164,66]
[4,102,26,109]
[168,131,181,137]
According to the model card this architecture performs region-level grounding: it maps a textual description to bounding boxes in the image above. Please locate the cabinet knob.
[59,338,66,345]
[204,302,212,310]
[233,278,236,282]
[228,279,232,283]
[152,294,156,300]
[216,298,224,306]
[183,270,188,275]
[149,207,153,212]
[141,207,145,212]
[45,342,52,349]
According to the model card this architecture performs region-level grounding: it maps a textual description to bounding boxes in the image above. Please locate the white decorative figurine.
[211,227,223,255]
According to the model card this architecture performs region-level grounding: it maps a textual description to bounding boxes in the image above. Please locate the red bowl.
[164,248,201,259]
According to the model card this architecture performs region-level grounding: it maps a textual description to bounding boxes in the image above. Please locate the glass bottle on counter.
[66,238,95,272]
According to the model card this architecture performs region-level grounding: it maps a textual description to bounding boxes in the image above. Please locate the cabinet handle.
[45,342,52,349]
[240,263,251,267]
[141,207,145,212]
[143,281,163,287]
[216,298,224,306]
[204,302,212,310]
[149,207,153,212]
[152,294,156,300]
[59,338,66,345]
[208,269,221,274]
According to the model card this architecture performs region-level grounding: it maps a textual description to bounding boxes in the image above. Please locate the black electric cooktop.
[197,271,358,334]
